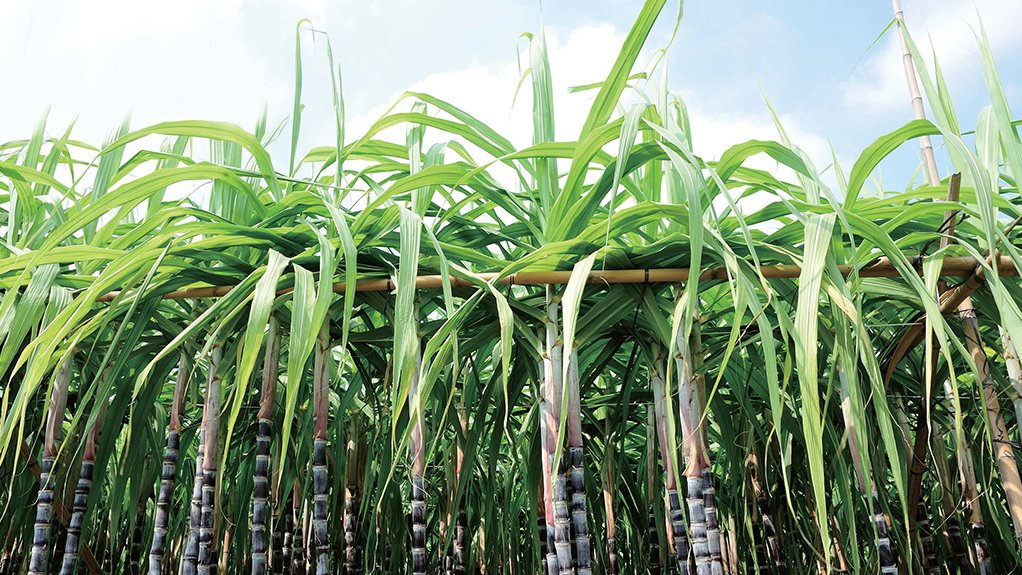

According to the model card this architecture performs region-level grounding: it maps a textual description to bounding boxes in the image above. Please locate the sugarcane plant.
[3,0,1022,573]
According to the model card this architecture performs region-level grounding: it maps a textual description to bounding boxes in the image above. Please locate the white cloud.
[1,0,290,142]
[842,0,1022,115]
[350,23,625,151]
[688,110,831,168]
[286,0,329,24]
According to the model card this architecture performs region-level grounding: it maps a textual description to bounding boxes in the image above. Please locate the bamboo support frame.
[95,256,1018,302]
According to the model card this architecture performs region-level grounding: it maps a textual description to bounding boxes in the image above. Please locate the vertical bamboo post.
[960,299,1022,550]
[891,0,941,186]
[889,0,1011,565]
[999,330,1022,442]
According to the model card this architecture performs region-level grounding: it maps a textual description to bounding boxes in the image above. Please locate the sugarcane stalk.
[60,395,107,575]
[868,492,897,575]
[127,499,147,575]
[293,496,307,575]
[825,515,849,573]
[184,422,206,575]
[965,454,990,573]
[409,338,427,575]
[930,422,970,572]
[373,361,393,575]
[915,501,938,574]
[553,434,573,573]
[440,509,449,575]
[453,407,467,575]
[439,446,453,575]
[748,451,784,574]
[751,499,768,575]
[453,507,466,575]
[541,289,566,575]
[566,350,592,575]
[836,364,898,573]
[272,498,284,575]
[281,491,294,575]
[945,371,990,573]
[647,510,660,575]
[750,496,768,574]
[253,318,280,575]
[538,384,558,575]
[701,470,721,575]
[949,400,989,573]
[687,325,722,575]
[312,322,331,575]
[344,411,365,575]
[183,354,213,575]
[198,344,223,575]
[724,516,739,575]
[646,409,661,575]
[685,473,708,575]
[537,484,549,575]
[29,355,72,575]
[343,482,360,575]
[19,438,102,575]
[602,425,617,575]
[677,320,714,575]
[144,353,190,575]
[650,350,689,575]
[477,518,486,575]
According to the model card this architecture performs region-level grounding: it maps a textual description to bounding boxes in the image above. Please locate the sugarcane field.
[3,0,1022,573]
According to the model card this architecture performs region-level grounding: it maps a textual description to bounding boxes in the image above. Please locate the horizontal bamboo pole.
[93,256,1018,303]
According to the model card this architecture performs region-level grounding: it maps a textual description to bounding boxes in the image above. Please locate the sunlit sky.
[2,0,1020,192]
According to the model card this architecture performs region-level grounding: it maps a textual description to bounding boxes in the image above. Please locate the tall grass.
[1,1,1022,572]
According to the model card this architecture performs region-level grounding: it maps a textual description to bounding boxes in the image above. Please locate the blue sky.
[2,0,1019,193]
